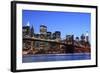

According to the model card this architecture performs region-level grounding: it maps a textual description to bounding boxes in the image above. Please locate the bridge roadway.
[23,37,86,49]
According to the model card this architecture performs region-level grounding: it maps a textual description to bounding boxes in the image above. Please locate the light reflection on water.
[22,53,91,63]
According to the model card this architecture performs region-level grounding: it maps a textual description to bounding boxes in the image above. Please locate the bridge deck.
[23,37,86,49]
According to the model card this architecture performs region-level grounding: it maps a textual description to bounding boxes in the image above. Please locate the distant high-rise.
[23,22,31,37]
[47,32,52,39]
[52,31,61,40]
[55,31,61,39]
[75,37,79,42]
[34,34,40,38]
[40,25,47,35]
[66,35,74,45]
[40,24,47,39]
[52,32,56,39]
[85,31,89,42]
[66,35,74,41]
[80,34,85,42]
[22,22,31,51]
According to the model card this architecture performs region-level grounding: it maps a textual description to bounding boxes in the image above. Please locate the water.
[22,53,91,63]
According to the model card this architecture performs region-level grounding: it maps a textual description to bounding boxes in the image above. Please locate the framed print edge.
[11,1,17,72]
[96,6,98,67]
[11,1,98,72]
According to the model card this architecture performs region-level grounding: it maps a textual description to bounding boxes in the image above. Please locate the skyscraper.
[85,31,90,47]
[52,31,61,40]
[47,32,52,39]
[40,25,47,34]
[40,25,47,39]
[66,35,74,45]
[23,22,31,38]
[22,22,31,51]
[80,34,85,42]
[39,25,47,50]
[75,37,79,42]
[85,31,89,42]
[52,32,56,39]
[55,31,61,39]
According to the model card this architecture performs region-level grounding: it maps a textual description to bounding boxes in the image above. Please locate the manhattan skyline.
[22,10,91,39]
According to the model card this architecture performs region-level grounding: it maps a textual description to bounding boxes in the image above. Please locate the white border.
[16,3,96,70]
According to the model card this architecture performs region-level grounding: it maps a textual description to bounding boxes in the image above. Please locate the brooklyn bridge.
[22,24,90,55]
[23,37,90,55]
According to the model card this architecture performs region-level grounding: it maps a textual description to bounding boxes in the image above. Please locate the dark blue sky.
[22,10,91,39]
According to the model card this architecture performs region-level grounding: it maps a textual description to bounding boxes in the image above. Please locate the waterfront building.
[40,34,45,39]
[75,36,79,42]
[34,34,40,38]
[40,25,47,34]
[85,31,90,47]
[51,31,61,49]
[52,32,56,39]
[40,25,48,50]
[23,26,30,38]
[66,35,74,45]
[47,32,52,39]
[23,22,31,38]
[22,22,35,53]
[54,31,61,49]
[52,31,61,40]
[80,34,85,42]
[40,25,47,39]
[80,34,86,45]
[55,31,61,40]
[85,31,89,42]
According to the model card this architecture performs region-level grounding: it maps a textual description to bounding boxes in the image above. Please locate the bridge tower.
[65,35,74,53]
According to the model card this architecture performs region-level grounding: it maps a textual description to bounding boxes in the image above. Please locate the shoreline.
[23,53,90,56]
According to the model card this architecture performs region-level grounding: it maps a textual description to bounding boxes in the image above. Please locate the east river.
[22,53,91,63]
